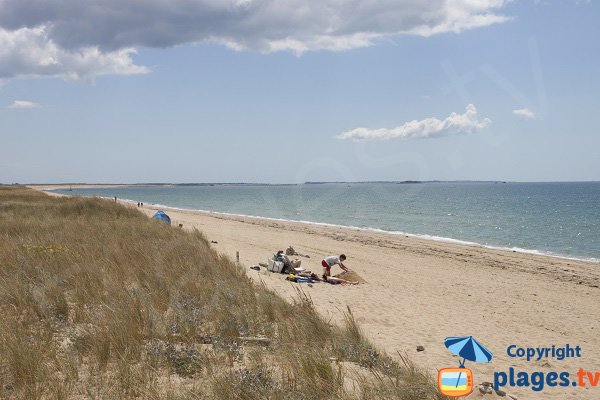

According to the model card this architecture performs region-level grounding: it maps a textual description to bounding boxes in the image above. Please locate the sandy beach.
[40,189,600,398]
[10,2,600,396]
[121,202,598,399]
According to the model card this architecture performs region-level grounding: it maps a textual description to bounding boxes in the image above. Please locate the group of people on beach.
[275,250,358,285]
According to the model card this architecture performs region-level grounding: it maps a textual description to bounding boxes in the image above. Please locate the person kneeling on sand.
[321,254,349,278]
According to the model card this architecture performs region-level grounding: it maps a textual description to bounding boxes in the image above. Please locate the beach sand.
[42,190,600,399]
[134,204,599,399]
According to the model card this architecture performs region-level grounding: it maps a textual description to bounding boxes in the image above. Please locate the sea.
[54,182,600,263]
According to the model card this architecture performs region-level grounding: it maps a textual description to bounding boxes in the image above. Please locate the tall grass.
[0,186,446,399]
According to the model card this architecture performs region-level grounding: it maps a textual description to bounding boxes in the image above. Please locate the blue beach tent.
[152,210,171,225]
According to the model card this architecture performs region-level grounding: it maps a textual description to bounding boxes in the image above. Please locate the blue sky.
[1,0,599,183]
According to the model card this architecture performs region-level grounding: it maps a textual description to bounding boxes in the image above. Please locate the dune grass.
[0,186,446,399]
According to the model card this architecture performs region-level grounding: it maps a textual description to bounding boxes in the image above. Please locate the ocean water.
[55,182,600,262]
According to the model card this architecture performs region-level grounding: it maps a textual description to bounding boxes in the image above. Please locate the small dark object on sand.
[211,240,218,244]
[416,346,425,352]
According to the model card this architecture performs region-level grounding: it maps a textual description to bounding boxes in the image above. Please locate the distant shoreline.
[27,184,134,191]
[135,202,600,265]
[23,180,600,191]
[42,186,599,265]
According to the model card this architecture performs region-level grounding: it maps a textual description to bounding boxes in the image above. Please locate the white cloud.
[0,27,149,81]
[8,100,39,109]
[512,108,536,119]
[0,0,511,80]
[336,104,491,141]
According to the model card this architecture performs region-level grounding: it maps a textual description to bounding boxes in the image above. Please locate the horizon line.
[14,179,600,186]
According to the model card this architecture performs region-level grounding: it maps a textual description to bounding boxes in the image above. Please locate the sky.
[1,0,599,184]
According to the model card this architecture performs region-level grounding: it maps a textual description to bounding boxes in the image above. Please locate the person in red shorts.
[321,254,349,279]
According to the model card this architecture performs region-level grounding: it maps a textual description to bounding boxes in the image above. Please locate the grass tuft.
[0,186,447,399]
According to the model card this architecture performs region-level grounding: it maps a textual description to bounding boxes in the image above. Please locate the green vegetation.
[0,186,445,399]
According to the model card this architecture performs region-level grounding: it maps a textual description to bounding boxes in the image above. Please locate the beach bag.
[267,258,285,273]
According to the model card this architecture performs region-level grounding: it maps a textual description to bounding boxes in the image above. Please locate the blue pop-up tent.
[152,210,171,225]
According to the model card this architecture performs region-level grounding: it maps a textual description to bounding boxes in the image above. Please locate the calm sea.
[55,182,600,262]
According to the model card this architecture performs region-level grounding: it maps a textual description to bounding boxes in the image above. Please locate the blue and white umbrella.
[444,336,493,388]
[444,336,493,366]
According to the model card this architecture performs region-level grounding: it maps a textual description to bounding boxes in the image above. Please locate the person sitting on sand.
[275,250,291,273]
[321,254,349,278]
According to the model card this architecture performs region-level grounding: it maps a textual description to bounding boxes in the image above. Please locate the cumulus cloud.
[0,0,511,80]
[512,108,536,119]
[336,104,491,141]
[8,100,39,109]
[0,27,149,81]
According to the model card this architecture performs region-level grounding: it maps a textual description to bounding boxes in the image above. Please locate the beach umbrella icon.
[444,336,493,366]
[444,336,493,389]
